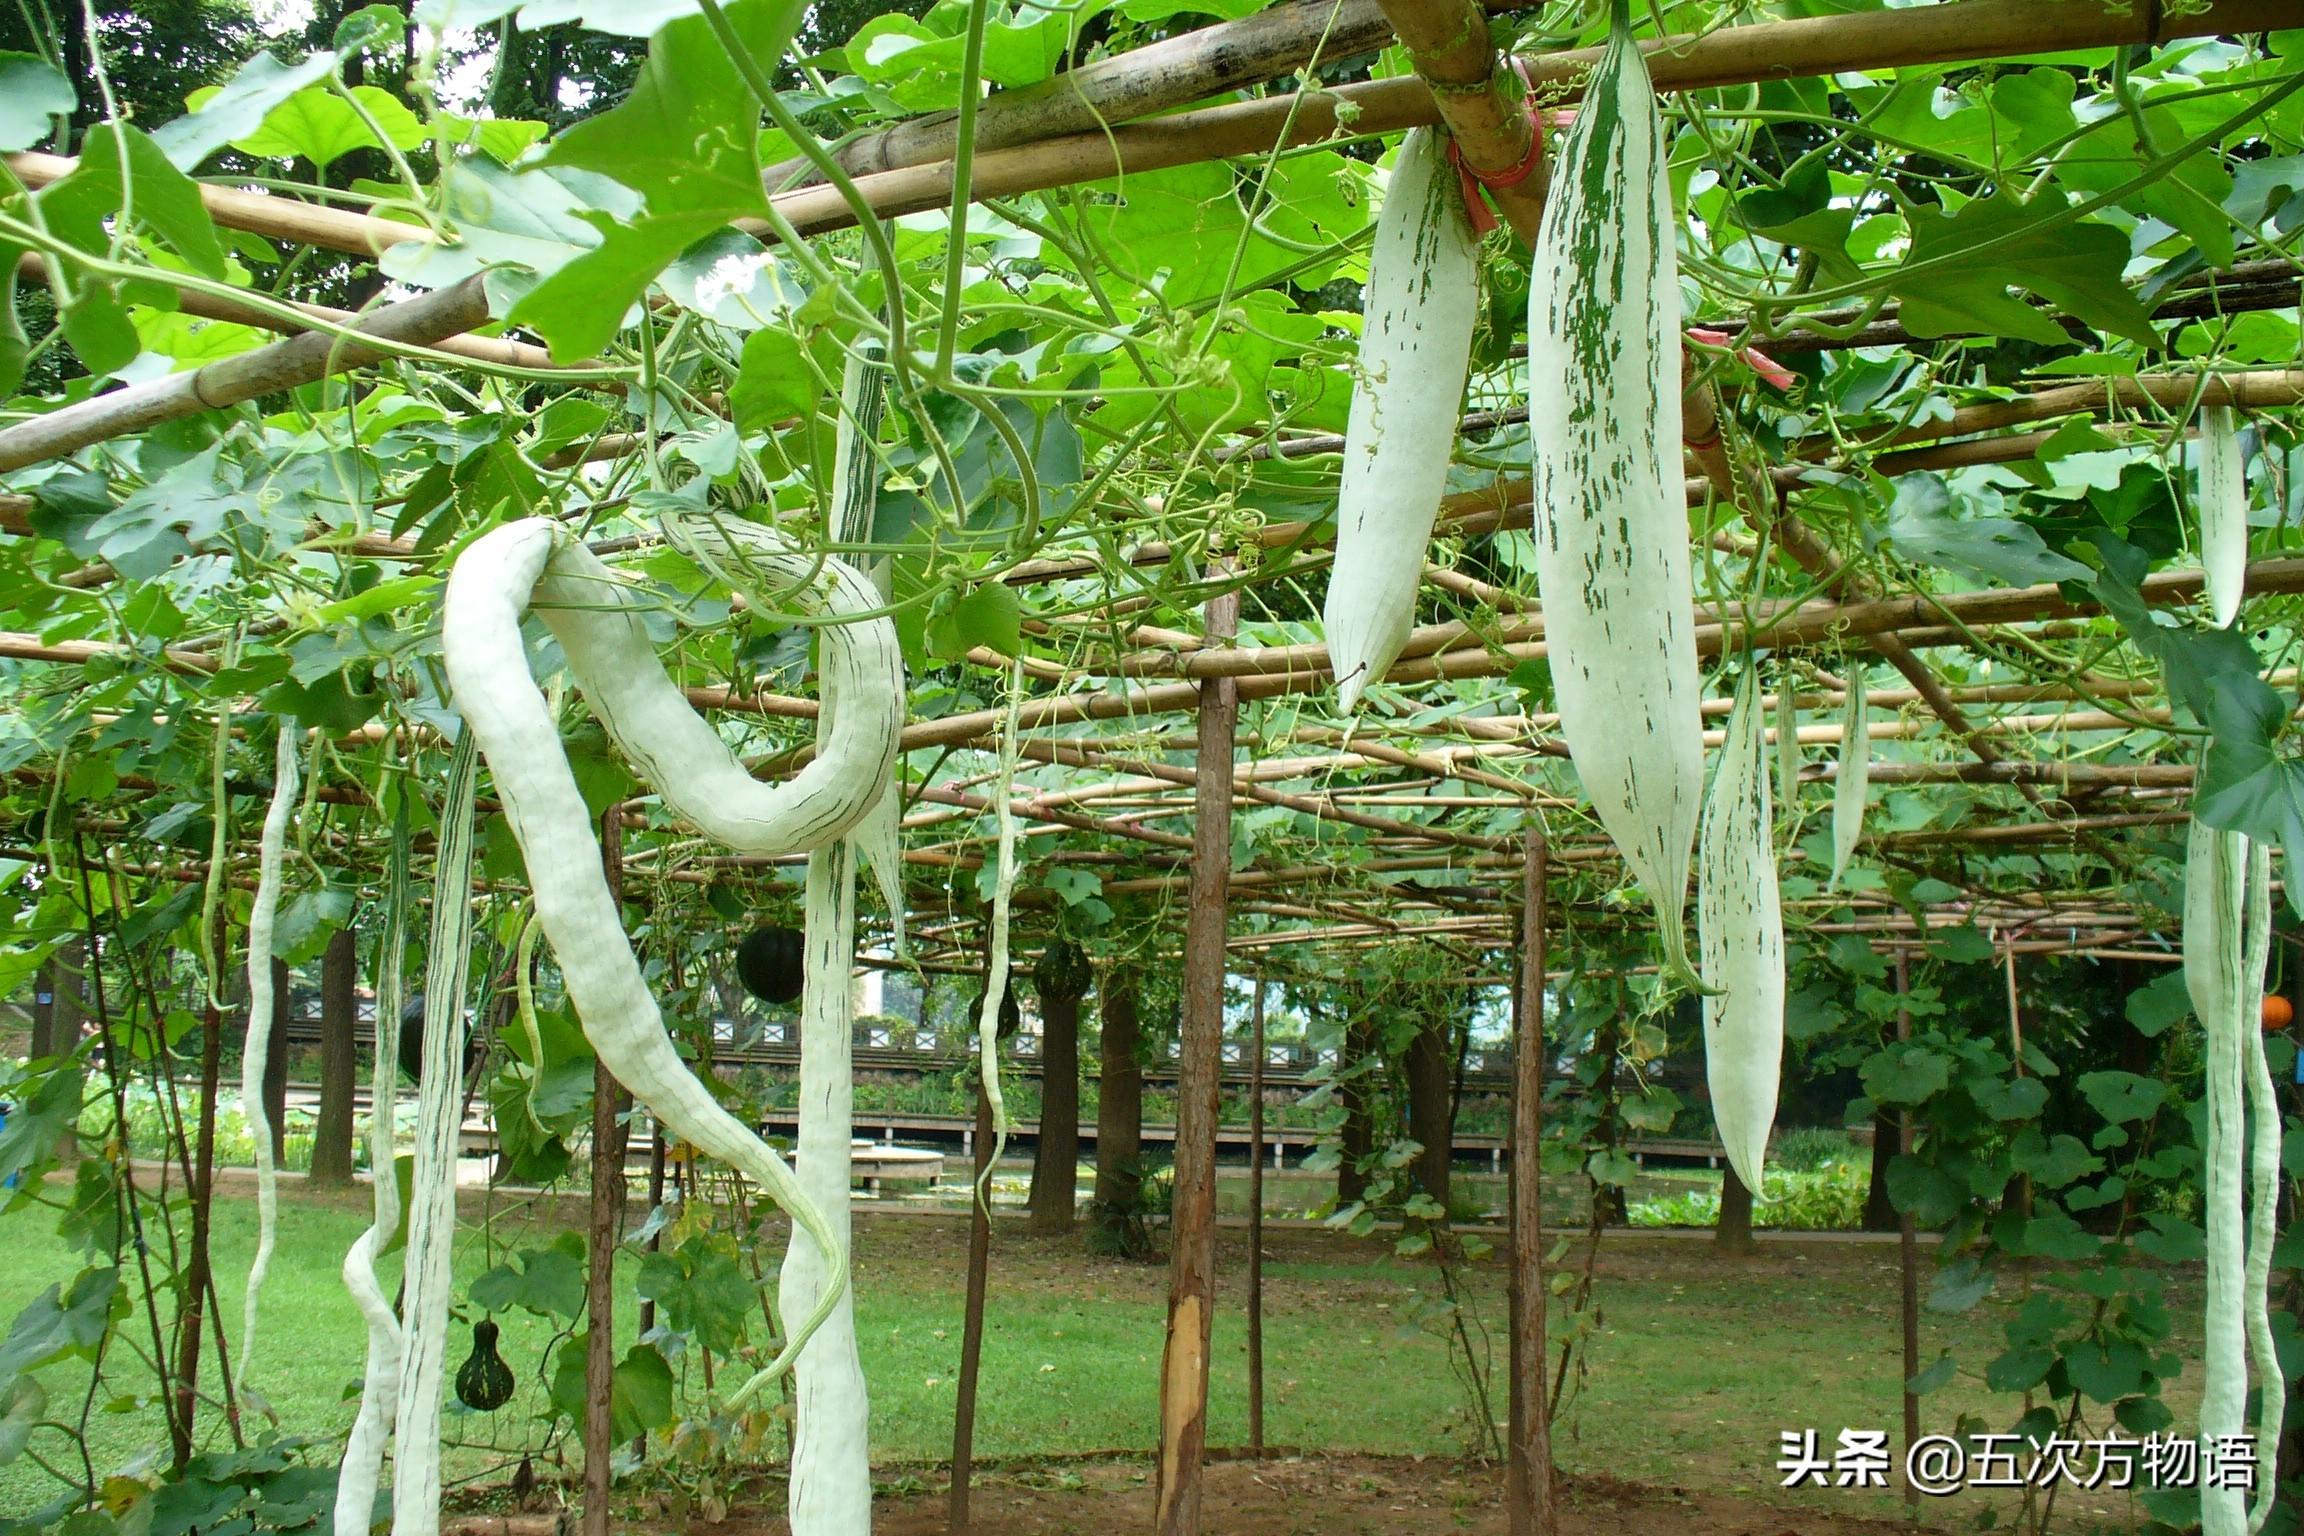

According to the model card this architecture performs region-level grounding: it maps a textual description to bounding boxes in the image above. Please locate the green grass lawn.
[0,1179,2202,1529]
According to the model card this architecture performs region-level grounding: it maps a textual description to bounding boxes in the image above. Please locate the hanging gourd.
[1523,0,1706,988]
[454,1320,516,1413]
[1323,125,1481,710]
[737,925,807,1006]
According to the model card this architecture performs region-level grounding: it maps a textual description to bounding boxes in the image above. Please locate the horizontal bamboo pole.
[0,276,493,473]
[763,0,2282,244]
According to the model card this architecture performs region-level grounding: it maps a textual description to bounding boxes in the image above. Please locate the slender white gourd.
[974,658,1029,1190]
[1324,125,1480,712]
[1830,669,1869,889]
[236,722,300,1397]
[2199,405,2247,630]
[779,838,870,1535]
[1774,677,1800,813]
[390,736,480,1536]
[777,360,891,1536]
[1524,4,1705,987]
[443,517,888,1404]
[2186,817,2248,1536]
[1696,671,1784,1196]
[829,356,908,952]
[2236,840,2283,1535]
[333,807,409,1536]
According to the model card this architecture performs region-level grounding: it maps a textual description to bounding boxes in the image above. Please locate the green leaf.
[635,1238,756,1354]
[212,84,425,166]
[0,1376,45,1465]
[729,326,822,432]
[2075,1070,2166,1124]
[2011,1128,2101,1189]
[152,50,339,171]
[1867,473,2089,587]
[1905,1353,1957,1396]
[1972,1075,2046,1122]
[471,1242,587,1321]
[948,582,1023,658]
[1861,1044,1949,1106]
[2124,970,2192,1037]
[0,54,74,153]
[0,1267,119,1395]
[1891,190,2156,346]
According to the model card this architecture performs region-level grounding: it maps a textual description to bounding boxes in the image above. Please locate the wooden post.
[1246,973,1267,1458]
[950,1054,997,1531]
[582,804,630,1536]
[1895,951,1920,1514]
[309,929,358,1184]
[1154,566,1240,1536]
[1506,826,1554,1536]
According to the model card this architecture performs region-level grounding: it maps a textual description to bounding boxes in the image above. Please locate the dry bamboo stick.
[0,276,493,473]
[1375,0,1545,243]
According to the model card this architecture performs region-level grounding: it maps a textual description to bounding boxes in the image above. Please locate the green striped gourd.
[2198,404,2247,629]
[1525,0,1705,986]
[1697,671,1784,1196]
[1325,126,1480,712]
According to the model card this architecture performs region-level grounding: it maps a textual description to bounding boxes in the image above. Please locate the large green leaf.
[1865,473,2089,586]
[151,50,338,171]
[0,54,74,153]
[1891,190,2157,346]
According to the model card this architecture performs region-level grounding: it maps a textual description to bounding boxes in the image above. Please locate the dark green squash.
[455,1319,516,1412]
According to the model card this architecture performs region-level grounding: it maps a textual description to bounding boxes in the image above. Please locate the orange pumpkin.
[2263,994,2294,1030]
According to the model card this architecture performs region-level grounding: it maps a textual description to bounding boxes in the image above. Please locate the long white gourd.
[2199,405,2247,630]
[2236,839,2283,1535]
[237,723,300,1397]
[1774,677,1801,812]
[829,355,908,952]
[1324,125,1479,712]
[776,357,890,1536]
[1696,672,1784,1196]
[391,736,480,1536]
[1525,5,1705,986]
[444,516,891,1398]
[1829,669,1868,889]
[333,808,410,1536]
[2186,816,2249,1536]
[780,839,870,1535]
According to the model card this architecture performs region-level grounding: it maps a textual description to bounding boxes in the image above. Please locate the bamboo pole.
[1245,972,1268,1459]
[582,803,629,1536]
[0,276,494,473]
[755,0,2284,251]
[1375,0,1545,242]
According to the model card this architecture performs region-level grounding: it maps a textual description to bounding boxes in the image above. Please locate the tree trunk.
[1861,1109,1897,1231]
[1153,575,1238,1536]
[1027,979,1085,1234]
[264,958,292,1164]
[1338,1008,1376,1209]
[31,938,85,1059]
[1403,1015,1454,1220]
[309,930,359,1184]
[1716,1162,1756,1253]
[1091,970,1145,1252]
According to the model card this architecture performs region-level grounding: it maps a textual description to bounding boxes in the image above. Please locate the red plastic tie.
[1687,325,1797,391]
[1444,59,1550,237]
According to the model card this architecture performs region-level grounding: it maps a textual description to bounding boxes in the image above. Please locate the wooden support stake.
[1154,564,1241,1536]
[1246,972,1268,1458]
[1895,951,1920,1514]
[1507,826,1555,1536]
[581,803,630,1536]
